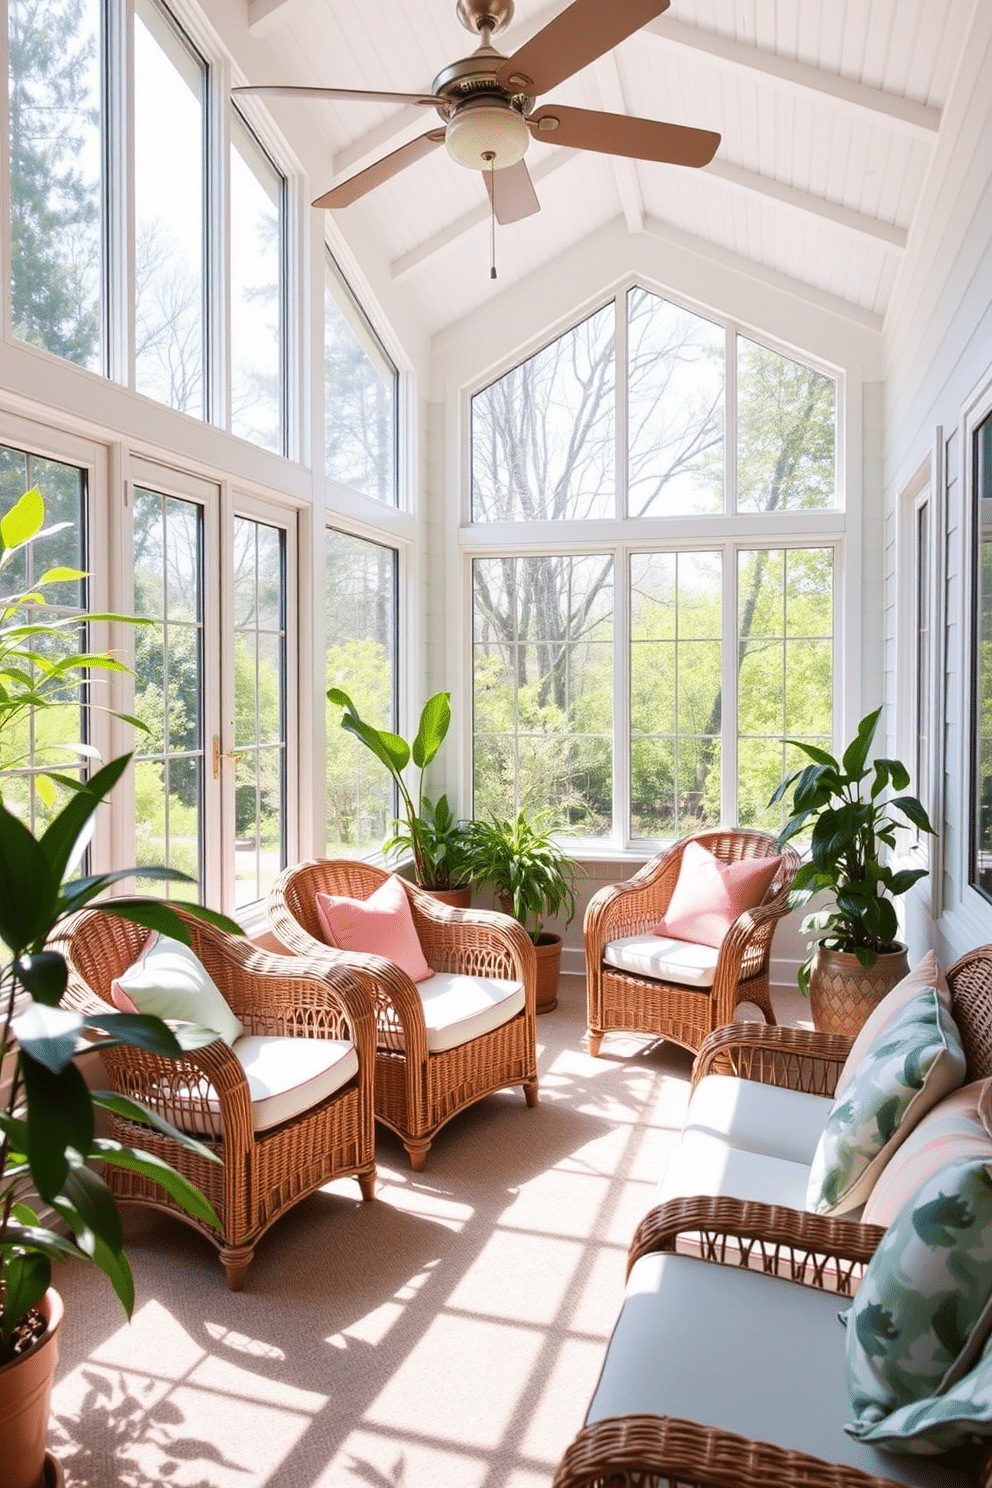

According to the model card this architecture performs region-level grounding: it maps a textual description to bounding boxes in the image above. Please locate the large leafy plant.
[769,706,934,995]
[327,687,468,891]
[0,752,240,1365]
[461,809,579,943]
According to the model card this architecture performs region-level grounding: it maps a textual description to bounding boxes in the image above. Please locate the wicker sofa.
[553,946,992,1488]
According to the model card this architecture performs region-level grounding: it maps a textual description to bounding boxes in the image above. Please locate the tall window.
[972,409,992,901]
[133,0,207,417]
[8,0,103,371]
[230,112,285,454]
[469,287,840,842]
[324,255,398,503]
[132,488,204,898]
[324,530,397,854]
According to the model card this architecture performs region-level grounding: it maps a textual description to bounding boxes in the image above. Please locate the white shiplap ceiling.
[234,0,977,340]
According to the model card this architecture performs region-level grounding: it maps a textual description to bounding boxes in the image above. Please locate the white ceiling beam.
[642,213,883,332]
[333,106,436,177]
[246,0,303,38]
[706,159,907,249]
[391,150,578,281]
[649,17,941,139]
[593,55,644,235]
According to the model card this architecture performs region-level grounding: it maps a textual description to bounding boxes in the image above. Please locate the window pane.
[8,0,103,370]
[132,490,204,899]
[230,113,285,454]
[471,306,615,522]
[627,287,724,517]
[324,530,397,855]
[915,498,932,835]
[473,554,613,832]
[134,0,206,418]
[737,338,837,512]
[0,449,87,832]
[972,412,992,901]
[738,546,834,832]
[232,517,286,905]
[325,255,397,503]
[630,551,723,837]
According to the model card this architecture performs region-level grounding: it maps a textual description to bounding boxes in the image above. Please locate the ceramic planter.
[808,941,910,1036]
[0,1288,64,1488]
[533,932,562,1014]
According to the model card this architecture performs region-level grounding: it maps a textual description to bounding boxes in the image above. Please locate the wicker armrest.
[627,1195,884,1291]
[552,1413,910,1488]
[406,890,537,989]
[691,1021,854,1095]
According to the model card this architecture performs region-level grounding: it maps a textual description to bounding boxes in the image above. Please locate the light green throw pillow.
[111,932,243,1046]
[845,1157,992,1453]
[806,987,966,1215]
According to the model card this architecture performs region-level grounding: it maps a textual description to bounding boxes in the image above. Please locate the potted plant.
[769,705,934,1034]
[461,809,579,1013]
[327,686,471,901]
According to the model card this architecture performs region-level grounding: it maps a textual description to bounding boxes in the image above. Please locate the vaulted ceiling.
[231,0,976,340]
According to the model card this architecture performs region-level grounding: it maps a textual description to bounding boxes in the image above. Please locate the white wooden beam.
[247,0,302,37]
[391,150,577,281]
[333,106,436,177]
[649,17,941,139]
[593,55,644,235]
[706,159,907,249]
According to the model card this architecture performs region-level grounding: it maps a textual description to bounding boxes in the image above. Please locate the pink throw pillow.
[652,839,782,949]
[315,873,434,983]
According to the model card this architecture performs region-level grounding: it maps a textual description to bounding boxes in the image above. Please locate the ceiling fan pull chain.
[485,151,498,279]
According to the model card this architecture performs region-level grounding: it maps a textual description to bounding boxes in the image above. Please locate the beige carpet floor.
[48,976,794,1488]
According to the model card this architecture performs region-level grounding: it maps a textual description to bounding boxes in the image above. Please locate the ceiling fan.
[233,0,721,224]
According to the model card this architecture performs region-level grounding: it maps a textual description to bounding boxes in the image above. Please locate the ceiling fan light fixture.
[445,98,529,170]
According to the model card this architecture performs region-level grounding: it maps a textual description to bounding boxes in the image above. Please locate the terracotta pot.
[425,885,472,909]
[0,1288,64,1488]
[808,941,910,1037]
[532,932,563,1014]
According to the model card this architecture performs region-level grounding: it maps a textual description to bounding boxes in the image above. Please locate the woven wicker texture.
[268,859,539,1170]
[584,829,800,1057]
[52,907,378,1290]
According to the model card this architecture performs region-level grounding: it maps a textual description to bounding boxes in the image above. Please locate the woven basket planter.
[808,940,910,1037]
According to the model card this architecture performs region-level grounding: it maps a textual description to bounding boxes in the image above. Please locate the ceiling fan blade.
[484,159,540,225]
[312,130,446,209]
[528,105,720,168]
[233,84,438,108]
[497,0,671,96]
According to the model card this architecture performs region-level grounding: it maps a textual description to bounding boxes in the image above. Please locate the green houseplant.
[769,706,934,1030]
[327,686,470,894]
[461,810,579,1013]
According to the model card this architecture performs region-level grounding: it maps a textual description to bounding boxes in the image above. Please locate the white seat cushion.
[654,1128,813,1212]
[602,934,718,989]
[587,1252,968,1488]
[415,972,525,1054]
[174,1035,359,1134]
[684,1074,833,1165]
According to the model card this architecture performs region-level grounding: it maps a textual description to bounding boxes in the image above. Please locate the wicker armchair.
[267,859,539,1171]
[54,906,377,1291]
[584,828,800,1057]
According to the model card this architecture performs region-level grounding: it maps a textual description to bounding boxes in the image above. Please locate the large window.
[230,112,286,454]
[469,287,839,843]
[8,0,103,371]
[324,529,397,854]
[324,255,398,503]
[972,409,992,901]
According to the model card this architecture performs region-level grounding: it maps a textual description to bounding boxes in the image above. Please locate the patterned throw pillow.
[806,986,966,1215]
[845,1157,992,1453]
[862,1079,992,1228]
[836,950,951,1098]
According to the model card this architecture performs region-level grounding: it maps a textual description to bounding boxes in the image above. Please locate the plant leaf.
[96,1142,220,1227]
[20,1054,94,1199]
[92,1095,221,1160]
[0,1253,50,1346]
[11,1001,84,1074]
[411,691,451,770]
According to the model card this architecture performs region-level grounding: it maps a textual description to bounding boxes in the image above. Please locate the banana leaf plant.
[327,687,469,890]
[0,751,241,1363]
[769,706,934,995]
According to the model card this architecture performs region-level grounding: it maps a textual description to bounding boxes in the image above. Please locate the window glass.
[473,554,613,830]
[134,0,206,418]
[132,489,204,899]
[0,447,87,831]
[737,337,837,512]
[324,529,397,854]
[739,546,834,832]
[915,497,933,836]
[972,411,992,901]
[630,551,723,837]
[232,517,287,905]
[324,256,397,503]
[8,0,103,371]
[627,287,724,517]
[471,306,615,522]
[230,113,285,454]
